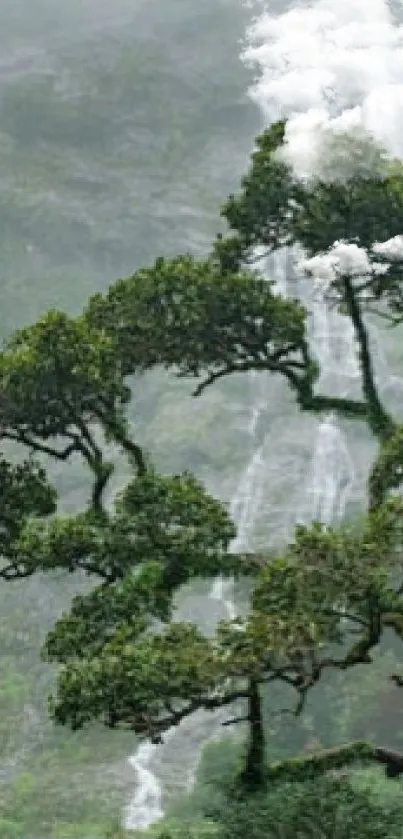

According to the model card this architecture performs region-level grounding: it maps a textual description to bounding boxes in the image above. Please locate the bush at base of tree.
[216,776,403,839]
[154,773,403,839]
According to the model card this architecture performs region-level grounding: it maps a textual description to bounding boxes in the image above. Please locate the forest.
[3,119,403,837]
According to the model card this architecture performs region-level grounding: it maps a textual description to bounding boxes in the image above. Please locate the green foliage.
[17,469,236,587]
[264,742,375,783]
[293,173,403,256]
[369,425,403,508]
[216,120,403,266]
[50,622,221,734]
[81,126,403,446]
[37,469,237,667]
[13,469,240,736]
[115,470,237,587]
[216,122,403,322]
[44,562,169,662]
[43,491,403,771]
[213,776,403,839]
[0,454,56,578]
[220,498,403,672]
[85,253,308,390]
[216,120,300,263]
[154,744,403,839]
[0,309,129,438]
[253,500,403,625]
[0,309,147,509]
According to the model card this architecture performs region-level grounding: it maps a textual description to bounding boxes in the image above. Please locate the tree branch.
[106,689,250,740]
[1,431,76,461]
[343,274,394,440]
[265,741,403,783]
[96,410,147,476]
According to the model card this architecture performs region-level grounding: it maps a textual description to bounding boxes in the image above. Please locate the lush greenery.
[3,117,403,836]
[146,737,403,839]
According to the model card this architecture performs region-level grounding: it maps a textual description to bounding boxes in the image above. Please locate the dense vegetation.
[3,120,403,836]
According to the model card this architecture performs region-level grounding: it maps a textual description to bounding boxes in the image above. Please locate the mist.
[0,0,258,334]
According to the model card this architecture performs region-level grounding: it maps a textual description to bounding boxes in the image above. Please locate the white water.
[124,377,269,830]
[125,743,163,830]
[302,413,356,524]
[124,0,403,829]
[300,287,358,525]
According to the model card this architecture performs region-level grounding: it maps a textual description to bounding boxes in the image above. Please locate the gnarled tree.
[5,121,403,793]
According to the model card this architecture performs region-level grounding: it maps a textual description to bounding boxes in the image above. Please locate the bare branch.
[1,431,76,461]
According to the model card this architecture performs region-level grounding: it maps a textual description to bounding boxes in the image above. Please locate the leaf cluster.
[0,309,129,440]
[85,254,308,391]
[0,455,56,579]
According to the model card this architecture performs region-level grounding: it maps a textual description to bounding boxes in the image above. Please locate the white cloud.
[372,234,403,260]
[243,0,403,181]
[298,240,376,289]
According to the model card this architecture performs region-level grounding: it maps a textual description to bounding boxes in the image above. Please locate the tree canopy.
[3,118,403,803]
[0,309,146,509]
[85,254,310,397]
[0,455,56,580]
[43,497,403,743]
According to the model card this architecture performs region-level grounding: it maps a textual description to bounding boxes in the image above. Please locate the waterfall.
[124,373,270,831]
[302,413,355,525]
[125,743,163,830]
[301,286,358,524]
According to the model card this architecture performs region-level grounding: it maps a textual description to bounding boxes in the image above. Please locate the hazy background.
[0,2,264,836]
[1,1,402,836]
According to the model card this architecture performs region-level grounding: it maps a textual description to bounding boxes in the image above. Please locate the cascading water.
[124,0,403,829]
[299,284,358,525]
[264,249,359,527]
[125,743,163,830]
[302,413,356,525]
[124,373,271,831]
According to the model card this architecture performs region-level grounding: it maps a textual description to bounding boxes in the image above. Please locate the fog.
[0,0,258,333]
[0,3,259,835]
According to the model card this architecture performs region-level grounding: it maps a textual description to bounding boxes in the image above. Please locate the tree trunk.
[239,677,266,790]
[343,275,394,441]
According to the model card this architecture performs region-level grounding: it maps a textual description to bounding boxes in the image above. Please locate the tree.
[85,254,380,428]
[70,122,403,786]
[216,122,403,267]
[5,120,403,795]
[212,124,403,450]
